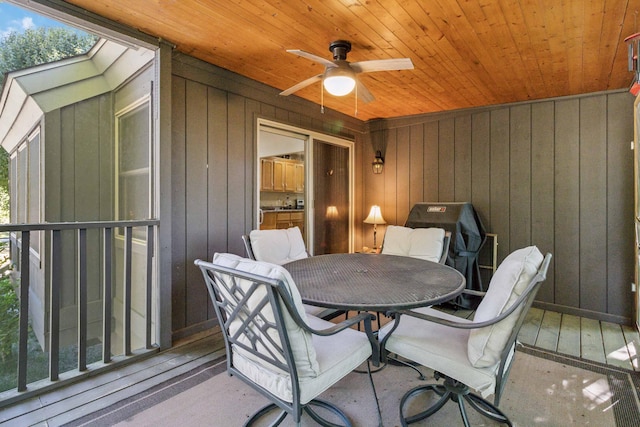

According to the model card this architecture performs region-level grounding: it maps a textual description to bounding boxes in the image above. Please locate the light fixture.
[372,150,384,174]
[325,205,339,220]
[363,205,386,249]
[323,63,356,96]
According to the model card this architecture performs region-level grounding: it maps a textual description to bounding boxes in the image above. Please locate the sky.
[0,2,68,38]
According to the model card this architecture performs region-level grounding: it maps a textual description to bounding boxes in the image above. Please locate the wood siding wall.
[169,53,365,338]
[169,52,634,337]
[363,91,635,323]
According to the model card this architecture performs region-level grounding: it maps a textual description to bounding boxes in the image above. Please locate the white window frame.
[114,94,152,241]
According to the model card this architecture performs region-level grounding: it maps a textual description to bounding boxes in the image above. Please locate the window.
[115,96,151,239]
[11,128,42,258]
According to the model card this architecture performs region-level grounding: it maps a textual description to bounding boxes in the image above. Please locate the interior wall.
[364,90,635,323]
[169,52,366,339]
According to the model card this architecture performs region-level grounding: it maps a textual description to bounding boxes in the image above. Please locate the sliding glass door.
[257,120,353,254]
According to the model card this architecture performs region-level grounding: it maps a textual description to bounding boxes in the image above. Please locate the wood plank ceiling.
[64,0,639,120]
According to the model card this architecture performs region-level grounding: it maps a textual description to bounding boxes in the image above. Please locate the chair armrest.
[461,289,486,298]
[301,312,375,336]
[391,270,544,330]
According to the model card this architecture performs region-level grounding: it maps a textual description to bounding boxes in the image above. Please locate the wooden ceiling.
[62,0,639,120]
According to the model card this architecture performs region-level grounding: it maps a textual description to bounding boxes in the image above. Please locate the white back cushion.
[381,225,445,263]
[212,252,319,378]
[249,227,308,265]
[467,246,544,368]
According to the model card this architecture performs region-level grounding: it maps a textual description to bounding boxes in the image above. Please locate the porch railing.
[0,220,159,408]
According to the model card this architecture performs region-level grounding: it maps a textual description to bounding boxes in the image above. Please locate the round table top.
[284,253,466,312]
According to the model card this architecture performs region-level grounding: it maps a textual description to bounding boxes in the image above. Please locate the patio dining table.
[284,252,466,313]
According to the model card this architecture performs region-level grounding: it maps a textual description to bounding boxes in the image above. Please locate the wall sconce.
[372,150,384,174]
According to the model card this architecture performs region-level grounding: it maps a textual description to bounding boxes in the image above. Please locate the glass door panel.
[313,140,349,254]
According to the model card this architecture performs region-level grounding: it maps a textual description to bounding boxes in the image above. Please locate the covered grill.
[404,202,486,308]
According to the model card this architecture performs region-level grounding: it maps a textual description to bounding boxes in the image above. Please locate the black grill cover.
[405,202,486,309]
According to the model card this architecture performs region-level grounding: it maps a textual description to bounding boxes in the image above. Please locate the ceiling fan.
[279,40,414,104]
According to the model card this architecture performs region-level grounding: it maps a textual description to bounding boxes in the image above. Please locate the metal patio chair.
[381,225,451,264]
[242,227,340,320]
[195,253,380,426]
[379,247,552,426]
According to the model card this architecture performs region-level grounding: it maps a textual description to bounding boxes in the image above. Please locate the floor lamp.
[364,205,386,251]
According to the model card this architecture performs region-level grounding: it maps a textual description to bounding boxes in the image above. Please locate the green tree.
[0,27,97,220]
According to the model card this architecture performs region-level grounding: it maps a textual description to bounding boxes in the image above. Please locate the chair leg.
[387,354,426,380]
[398,375,512,427]
[304,399,352,427]
[244,403,287,427]
[244,399,357,427]
[464,394,513,426]
[400,384,451,426]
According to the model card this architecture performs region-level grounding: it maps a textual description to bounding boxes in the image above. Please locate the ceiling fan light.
[324,76,356,96]
[323,65,356,96]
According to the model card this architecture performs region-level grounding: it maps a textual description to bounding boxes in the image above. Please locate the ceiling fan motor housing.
[329,40,352,60]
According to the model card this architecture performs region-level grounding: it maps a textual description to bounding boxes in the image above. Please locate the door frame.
[256,118,355,254]
[634,95,640,332]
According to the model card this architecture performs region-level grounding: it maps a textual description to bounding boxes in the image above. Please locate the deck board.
[601,322,633,370]
[556,314,581,357]
[580,317,606,363]
[534,310,561,351]
[621,323,640,371]
[10,332,225,426]
[518,307,543,345]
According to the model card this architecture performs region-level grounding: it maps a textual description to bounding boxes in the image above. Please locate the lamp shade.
[363,205,386,225]
[323,64,356,96]
[325,205,339,220]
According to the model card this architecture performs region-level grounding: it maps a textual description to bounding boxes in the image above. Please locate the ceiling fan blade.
[286,49,336,68]
[356,79,375,103]
[350,58,414,73]
[279,74,323,96]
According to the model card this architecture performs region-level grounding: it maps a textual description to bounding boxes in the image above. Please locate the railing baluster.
[49,229,61,381]
[103,227,112,363]
[123,226,132,355]
[0,220,159,406]
[77,228,87,371]
[146,225,154,349]
[17,231,30,392]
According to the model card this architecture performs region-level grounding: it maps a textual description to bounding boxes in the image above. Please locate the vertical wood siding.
[169,54,364,337]
[364,91,634,323]
[170,52,634,335]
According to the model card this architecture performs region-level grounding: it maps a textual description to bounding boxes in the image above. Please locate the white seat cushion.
[249,227,308,265]
[212,253,319,377]
[467,246,544,367]
[379,308,503,398]
[381,225,445,263]
[234,314,372,404]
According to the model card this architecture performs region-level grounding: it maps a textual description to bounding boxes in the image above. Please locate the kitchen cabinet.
[260,211,277,230]
[260,158,273,191]
[260,157,303,193]
[260,210,304,235]
[294,163,304,192]
[260,158,285,191]
[276,211,304,234]
[284,162,296,192]
[273,160,285,191]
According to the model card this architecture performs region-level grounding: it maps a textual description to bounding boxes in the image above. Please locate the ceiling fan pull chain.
[321,83,325,114]
[354,83,359,116]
